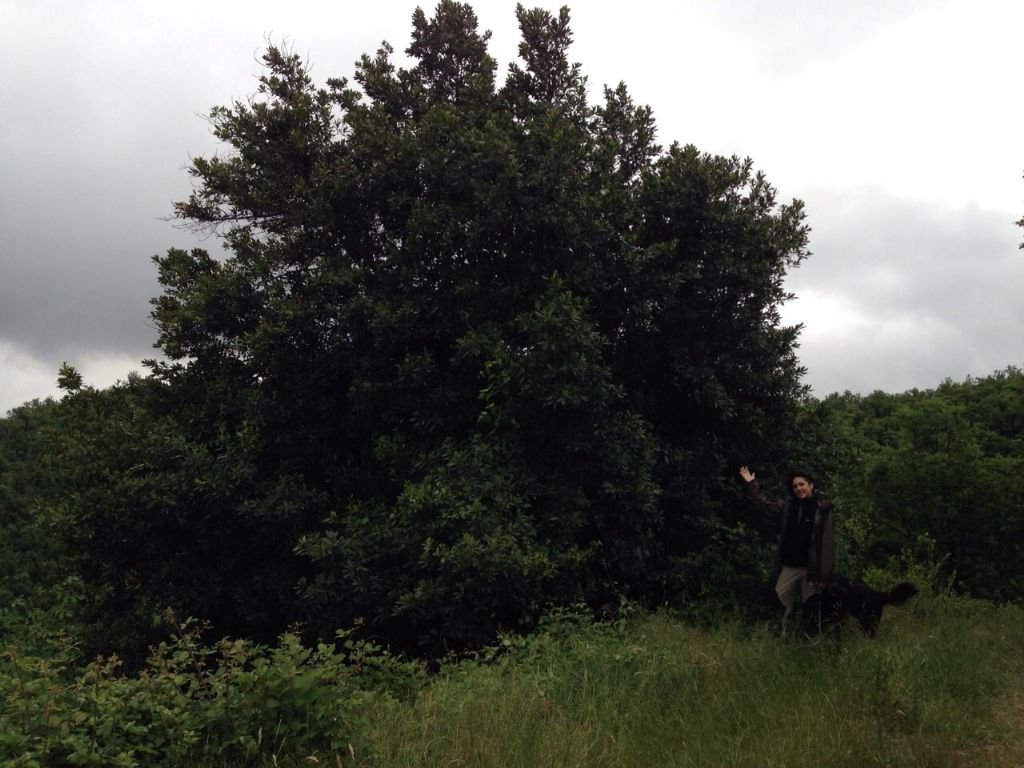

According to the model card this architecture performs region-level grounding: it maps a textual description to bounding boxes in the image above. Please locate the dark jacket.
[745,479,835,580]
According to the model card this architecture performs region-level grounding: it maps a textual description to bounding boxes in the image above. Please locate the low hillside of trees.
[808,369,1024,601]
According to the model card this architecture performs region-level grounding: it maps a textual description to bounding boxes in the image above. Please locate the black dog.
[802,576,918,637]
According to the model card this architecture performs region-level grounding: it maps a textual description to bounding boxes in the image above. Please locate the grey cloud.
[679,0,939,79]
[786,189,1023,395]
[0,0,422,414]
[2,0,1021,414]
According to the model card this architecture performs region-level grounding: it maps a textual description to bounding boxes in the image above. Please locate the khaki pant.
[775,566,821,632]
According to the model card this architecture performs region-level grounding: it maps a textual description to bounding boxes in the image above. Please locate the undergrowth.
[3,594,1024,767]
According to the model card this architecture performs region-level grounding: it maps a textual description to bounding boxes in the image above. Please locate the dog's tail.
[885,582,918,606]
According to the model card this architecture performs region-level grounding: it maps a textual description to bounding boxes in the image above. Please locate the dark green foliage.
[57,363,83,393]
[813,367,1024,600]
[0,399,69,642]
[44,2,808,654]
[1,617,422,766]
[48,377,326,657]
[7,602,1024,767]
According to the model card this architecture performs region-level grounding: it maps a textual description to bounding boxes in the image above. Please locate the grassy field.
[5,593,1024,767]
[347,597,1024,768]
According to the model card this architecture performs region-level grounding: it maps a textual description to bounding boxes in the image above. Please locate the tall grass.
[352,596,1024,768]
[5,595,1023,766]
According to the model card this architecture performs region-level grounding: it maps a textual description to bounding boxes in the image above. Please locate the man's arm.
[739,465,783,520]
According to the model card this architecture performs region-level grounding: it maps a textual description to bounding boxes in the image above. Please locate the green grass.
[5,595,1024,766]
[348,597,1024,768]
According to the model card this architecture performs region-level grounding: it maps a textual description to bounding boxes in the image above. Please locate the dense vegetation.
[1,2,1022,765]
[810,370,1024,601]
[5,595,1024,766]
[6,365,1022,659]
[4,1,813,659]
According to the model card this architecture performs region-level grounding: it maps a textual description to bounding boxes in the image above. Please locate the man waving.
[740,465,835,634]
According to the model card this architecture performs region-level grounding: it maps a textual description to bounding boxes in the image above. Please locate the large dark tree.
[62,2,808,653]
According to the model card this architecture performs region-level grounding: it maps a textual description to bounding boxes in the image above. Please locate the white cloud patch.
[783,188,1024,395]
[0,341,61,414]
[0,340,148,415]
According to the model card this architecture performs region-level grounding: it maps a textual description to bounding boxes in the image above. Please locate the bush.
[0,616,423,767]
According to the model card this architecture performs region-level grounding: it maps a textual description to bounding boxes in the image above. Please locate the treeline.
[6,367,1023,654]
[0,2,1021,665]
[807,369,1024,601]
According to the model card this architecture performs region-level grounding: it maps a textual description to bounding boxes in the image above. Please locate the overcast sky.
[2,0,1022,414]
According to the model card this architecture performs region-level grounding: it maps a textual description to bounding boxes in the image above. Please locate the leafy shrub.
[0,616,423,767]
